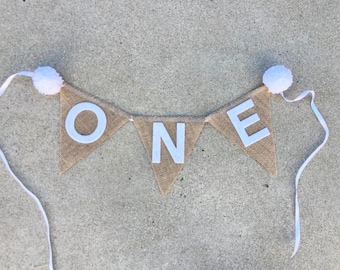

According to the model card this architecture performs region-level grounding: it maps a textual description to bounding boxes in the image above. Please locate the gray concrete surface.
[0,1,339,269]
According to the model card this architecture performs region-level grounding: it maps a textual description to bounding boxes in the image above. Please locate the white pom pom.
[263,65,293,94]
[32,66,63,95]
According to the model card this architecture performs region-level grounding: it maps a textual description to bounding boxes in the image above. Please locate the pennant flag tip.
[158,181,176,196]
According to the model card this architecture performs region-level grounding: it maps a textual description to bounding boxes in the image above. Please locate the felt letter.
[227,99,270,147]
[152,122,185,163]
[65,102,107,144]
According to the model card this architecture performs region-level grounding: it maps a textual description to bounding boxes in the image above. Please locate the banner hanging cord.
[0,72,34,96]
[0,149,53,270]
[280,90,329,257]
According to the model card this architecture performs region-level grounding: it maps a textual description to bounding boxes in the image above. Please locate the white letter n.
[152,122,185,163]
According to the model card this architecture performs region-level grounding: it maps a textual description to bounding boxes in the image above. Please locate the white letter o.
[65,102,107,144]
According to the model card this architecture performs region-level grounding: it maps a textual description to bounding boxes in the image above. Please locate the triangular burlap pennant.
[133,116,205,195]
[60,83,130,173]
[206,85,277,175]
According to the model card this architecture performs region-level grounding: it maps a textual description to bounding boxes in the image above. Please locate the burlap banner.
[133,117,205,195]
[60,83,130,173]
[59,84,277,193]
[206,85,277,175]
[1,65,328,261]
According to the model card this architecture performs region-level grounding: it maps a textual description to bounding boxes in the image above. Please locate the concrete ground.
[0,1,339,269]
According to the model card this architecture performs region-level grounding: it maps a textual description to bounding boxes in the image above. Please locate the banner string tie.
[263,65,330,257]
[280,90,329,257]
[0,72,34,96]
[0,67,62,270]
[0,149,53,270]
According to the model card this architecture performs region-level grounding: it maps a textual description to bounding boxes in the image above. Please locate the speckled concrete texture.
[0,1,339,269]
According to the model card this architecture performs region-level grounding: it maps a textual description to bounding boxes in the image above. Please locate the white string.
[0,149,53,270]
[0,71,34,96]
[280,91,329,257]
